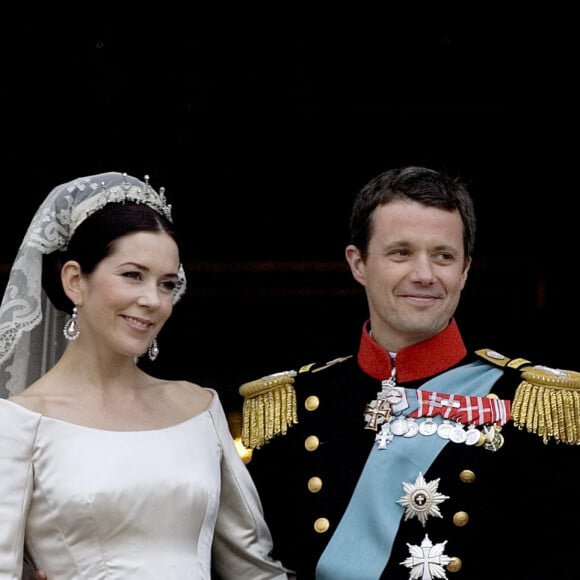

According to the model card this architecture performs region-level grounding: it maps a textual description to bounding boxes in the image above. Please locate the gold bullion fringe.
[239,374,298,449]
[512,372,580,445]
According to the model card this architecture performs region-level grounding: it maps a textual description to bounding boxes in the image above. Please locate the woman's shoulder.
[164,378,214,396]
[161,379,216,415]
[0,397,42,441]
[8,389,42,409]
[7,379,75,417]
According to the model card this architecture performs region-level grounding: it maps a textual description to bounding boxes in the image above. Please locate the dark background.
[2,7,578,408]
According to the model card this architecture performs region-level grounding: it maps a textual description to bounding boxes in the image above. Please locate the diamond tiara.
[69,173,173,238]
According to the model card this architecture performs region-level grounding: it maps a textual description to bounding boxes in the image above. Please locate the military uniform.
[240,319,580,579]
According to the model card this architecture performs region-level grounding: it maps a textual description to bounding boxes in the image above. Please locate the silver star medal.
[397,473,449,526]
[401,534,451,580]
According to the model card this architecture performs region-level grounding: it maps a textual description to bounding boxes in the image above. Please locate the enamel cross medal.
[364,367,409,448]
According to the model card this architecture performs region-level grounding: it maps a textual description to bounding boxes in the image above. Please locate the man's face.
[345,199,470,352]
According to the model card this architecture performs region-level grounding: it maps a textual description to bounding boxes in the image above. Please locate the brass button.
[308,476,323,493]
[459,469,476,484]
[304,435,320,451]
[453,511,469,527]
[486,392,499,400]
[446,556,462,573]
[305,395,320,411]
[314,517,330,534]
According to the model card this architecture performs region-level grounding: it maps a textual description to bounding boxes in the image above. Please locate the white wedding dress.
[0,391,288,580]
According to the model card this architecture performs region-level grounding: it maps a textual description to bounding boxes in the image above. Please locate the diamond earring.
[148,338,159,361]
[63,306,80,341]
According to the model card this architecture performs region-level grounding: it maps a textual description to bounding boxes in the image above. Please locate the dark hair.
[42,202,179,312]
[349,166,477,262]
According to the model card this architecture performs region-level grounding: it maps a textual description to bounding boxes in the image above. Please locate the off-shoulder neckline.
[0,390,218,433]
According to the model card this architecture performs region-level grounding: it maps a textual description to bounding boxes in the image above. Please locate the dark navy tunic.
[243,319,580,579]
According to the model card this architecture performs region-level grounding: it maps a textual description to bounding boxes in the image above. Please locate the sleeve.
[208,393,293,580]
[0,400,38,579]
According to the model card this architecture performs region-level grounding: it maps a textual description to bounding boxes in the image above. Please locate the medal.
[364,367,404,431]
[482,424,504,452]
[375,423,394,449]
[403,417,419,437]
[436,420,452,439]
[390,416,410,436]
[368,378,511,451]
[364,398,391,431]
[449,422,467,444]
[401,534,452,578]
[397,473,449,526]
[464,424,482,446]
[418,417,437,436]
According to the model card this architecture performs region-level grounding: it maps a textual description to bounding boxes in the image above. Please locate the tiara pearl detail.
[69,173,173,238]
[63,306,80,341]
[148,338,159,361]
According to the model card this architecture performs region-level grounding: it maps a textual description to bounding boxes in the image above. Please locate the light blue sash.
[315,360,503,580]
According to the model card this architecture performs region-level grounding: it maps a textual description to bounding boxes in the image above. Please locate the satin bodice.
[0,392,288,580]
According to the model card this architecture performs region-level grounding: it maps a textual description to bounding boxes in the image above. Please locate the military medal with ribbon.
[408,390,509,451]
[364,367,409,431]
[365,370,511,452]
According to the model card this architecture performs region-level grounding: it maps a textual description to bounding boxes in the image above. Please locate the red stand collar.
[357,318,467,382]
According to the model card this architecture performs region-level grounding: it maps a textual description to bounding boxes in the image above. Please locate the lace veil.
[0,172,186,398]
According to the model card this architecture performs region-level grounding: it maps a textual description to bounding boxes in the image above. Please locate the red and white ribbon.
[409,390,510,426]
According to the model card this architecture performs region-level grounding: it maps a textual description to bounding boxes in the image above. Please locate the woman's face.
[77,230,181,359]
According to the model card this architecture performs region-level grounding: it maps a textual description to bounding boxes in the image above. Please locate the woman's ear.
[61,261,83,306]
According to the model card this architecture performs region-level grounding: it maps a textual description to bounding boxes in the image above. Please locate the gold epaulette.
[238,356,353,449]
[476,349,580,444]
[513,366,580,444]
[239,371,298,449]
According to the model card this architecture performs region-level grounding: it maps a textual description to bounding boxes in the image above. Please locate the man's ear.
[61,261,84,306]
[460,257,472,290]
[345,244,367,287]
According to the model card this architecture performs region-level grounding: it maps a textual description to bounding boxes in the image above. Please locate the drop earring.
[63,306,80,341]
[148,338,159,361]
